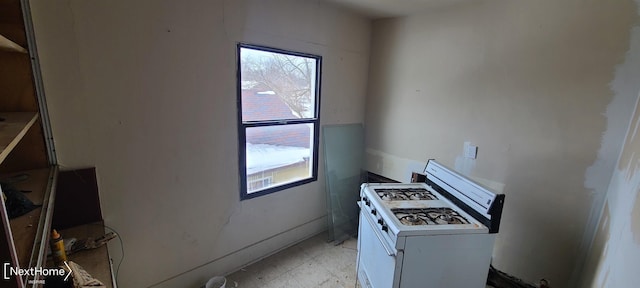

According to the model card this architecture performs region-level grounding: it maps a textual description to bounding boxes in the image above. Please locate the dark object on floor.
[1,182,41,219]
[487,265,550,288]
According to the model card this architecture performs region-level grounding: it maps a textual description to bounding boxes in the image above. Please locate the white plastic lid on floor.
[204,276,226,288]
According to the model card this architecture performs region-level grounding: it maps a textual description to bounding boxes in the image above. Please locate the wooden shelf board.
[0,23,27,49]
[56,221,114,288]
[0,33,26,53]
[4,167,54,268]
[0,112,38,165]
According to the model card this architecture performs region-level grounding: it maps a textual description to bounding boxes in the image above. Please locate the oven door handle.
[362,211,396,257]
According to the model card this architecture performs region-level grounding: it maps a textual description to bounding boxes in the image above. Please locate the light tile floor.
[227,233,360,288]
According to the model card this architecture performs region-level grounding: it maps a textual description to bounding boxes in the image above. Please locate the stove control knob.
[377,219,384,225]
[382,225,388,232]
[371,209,377,216]
[365,199,371,206]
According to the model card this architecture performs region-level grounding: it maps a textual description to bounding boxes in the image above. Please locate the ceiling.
[326,0,470,19]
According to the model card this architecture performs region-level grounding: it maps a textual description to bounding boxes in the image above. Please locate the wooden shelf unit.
[0,1,58,287]
[1,1,113,287]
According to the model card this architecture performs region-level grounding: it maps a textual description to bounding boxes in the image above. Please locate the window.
[237,43,321,199]
[248,176,273,191]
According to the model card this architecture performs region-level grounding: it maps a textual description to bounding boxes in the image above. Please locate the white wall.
[581,89,640,287]
[365,0,639,286]
[581,2,640,283]
[579,0,640,287]
[27,0,94,168]
[29,0,371,287]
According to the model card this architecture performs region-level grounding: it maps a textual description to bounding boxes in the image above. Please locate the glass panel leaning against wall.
[238,44,321,199]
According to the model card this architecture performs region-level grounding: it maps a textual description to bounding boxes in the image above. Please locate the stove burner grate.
[375,188,438,201]
[392,208,470,225]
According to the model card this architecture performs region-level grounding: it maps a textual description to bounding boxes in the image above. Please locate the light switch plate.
[464,142,478,159]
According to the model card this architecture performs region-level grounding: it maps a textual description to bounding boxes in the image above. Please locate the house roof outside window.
[242,87,312,175]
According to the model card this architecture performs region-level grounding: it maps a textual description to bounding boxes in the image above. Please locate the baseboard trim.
[148,215,327,288]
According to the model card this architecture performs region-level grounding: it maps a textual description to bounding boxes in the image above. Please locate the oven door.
[357,208,404,288]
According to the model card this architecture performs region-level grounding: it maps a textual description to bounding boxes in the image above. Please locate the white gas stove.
[356,160,505,288]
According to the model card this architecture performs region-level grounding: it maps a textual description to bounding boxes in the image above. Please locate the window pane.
[240,47,317,122]
[245,123,314,193]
